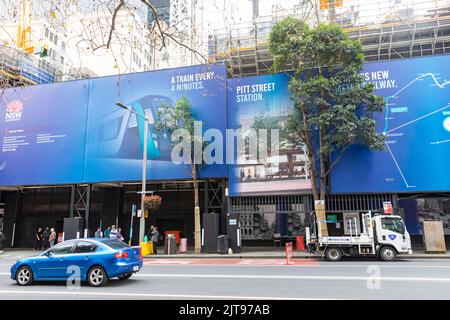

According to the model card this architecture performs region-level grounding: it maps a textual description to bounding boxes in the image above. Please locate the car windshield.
[381,217,405,234]
[101,239,130,249]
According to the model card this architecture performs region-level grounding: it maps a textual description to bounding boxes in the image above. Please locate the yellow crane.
[16,0,34,53]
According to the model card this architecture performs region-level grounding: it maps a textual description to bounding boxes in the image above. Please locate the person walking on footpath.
[109,225,118,239]
[49,228,57,247]
[150,226,160,254]
[42,227,50,249]
[35,227,43,250]
[117,227,124,242]
[0,230,5,254]
[104,226,111,238]
[95,227,103,238]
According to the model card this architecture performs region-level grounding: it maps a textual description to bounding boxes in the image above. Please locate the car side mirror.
[43,251,52,257]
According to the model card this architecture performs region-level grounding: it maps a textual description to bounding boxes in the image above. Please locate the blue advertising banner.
[331,55,450,193]
[0,81,89,185]
[228,73,311,196]
[0,63,227,186]
[84,63,227,183]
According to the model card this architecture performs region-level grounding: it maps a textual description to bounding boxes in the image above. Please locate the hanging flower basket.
[144,194,162,211]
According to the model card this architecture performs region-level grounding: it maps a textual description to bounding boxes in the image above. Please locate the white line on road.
[132,273,450,283]
[2,263,450,268]
[1,272,450,285]
[0,290,330,300]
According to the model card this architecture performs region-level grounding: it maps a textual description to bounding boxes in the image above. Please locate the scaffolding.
[0,46,55,87]
[207,1,450,77]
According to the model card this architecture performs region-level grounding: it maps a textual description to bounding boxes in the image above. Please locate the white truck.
[306,211,413,261]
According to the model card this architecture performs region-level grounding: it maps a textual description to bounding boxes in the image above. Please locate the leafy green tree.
[269,17,385,203]
[156,96,205,253]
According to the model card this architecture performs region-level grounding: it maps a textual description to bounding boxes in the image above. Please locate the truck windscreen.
[381,217,405,234]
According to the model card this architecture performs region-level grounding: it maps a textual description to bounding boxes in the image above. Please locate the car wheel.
[16,266,33,286]
[325,247,342,262]
[118,273,133,280]
[379,246,397,261]
[87,266,108,287]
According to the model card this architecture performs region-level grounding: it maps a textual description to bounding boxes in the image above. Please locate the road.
[1,251,450,300]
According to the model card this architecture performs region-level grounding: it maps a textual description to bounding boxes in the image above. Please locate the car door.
[64,241,99,278]
[35,241,76,279]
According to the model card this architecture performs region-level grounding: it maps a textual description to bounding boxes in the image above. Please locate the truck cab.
[373,214,412,260]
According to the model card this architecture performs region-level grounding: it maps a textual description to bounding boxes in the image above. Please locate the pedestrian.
[117,227,124,242]
[104,226,111,238]
[49,228,57,247]
[0,230,5,254]
[150,226,160,254]
[35,227,43,250]
[94,227,103,238]
[42,227,50,249]
[109,225,118,239]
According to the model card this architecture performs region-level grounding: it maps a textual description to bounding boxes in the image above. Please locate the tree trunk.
[192,164,201,254]
[319,127,326,201]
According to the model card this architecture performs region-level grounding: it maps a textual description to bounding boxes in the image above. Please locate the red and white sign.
[383,201,393,214]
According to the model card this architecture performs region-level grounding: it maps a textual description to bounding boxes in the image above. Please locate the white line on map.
[430,139,450,145]
[386,104,450,134]
[384,142,416,188]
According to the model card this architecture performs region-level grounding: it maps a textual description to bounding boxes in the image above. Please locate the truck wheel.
[325,247,342,262]
[379,246,397,261]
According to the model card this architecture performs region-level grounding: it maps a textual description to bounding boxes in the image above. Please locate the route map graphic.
[331,55,450,193]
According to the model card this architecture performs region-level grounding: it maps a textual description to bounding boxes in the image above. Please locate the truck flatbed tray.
[321,236,373,245]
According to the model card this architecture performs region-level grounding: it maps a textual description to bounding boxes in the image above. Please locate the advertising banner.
[0,81,89,185]
[227,73,311,196]
[0,63,227,186]
[83,63,227,183]
[331,55,450,193]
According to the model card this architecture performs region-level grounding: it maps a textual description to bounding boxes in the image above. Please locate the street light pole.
[139,110,149,244]
[116,102,149,244]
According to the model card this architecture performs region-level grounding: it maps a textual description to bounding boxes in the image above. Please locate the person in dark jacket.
[35,228,43,250]
[42,227,50,249]
[0,231,5,253]
[150,227,160,254]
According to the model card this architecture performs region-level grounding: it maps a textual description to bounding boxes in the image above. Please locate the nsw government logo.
[5,100,23,122]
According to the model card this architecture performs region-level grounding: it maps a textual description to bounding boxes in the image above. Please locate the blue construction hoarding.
[1,55,450,194]
[331,55,450,193]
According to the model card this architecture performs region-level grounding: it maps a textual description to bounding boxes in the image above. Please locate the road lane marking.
[2,272,450,284]
[132,273,450,282]
[0,290,332,300]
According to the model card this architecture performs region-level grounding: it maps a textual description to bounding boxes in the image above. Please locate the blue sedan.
[10,238,143,287]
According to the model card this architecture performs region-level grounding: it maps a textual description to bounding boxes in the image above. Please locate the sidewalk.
[146,246,450,259]
[2,247,449,260]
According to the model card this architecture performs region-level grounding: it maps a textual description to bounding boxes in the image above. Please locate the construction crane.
[16,0,34,54]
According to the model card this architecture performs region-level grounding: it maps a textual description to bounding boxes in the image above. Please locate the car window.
[49,242,74,255]
[74,241,98,253]
[381,218,405,234]
[102,239,130,249]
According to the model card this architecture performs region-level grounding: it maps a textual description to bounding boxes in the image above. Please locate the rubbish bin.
[165,231,181,245]
[164,234,177,255]
[217,235,229,254]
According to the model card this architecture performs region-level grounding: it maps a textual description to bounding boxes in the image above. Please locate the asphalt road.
[0,252,450,300]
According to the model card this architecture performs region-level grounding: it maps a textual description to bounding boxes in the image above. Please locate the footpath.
[143,247,450,259]
[2,247,449,260]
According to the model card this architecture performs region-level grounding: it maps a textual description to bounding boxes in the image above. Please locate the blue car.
[10,238,143,287]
